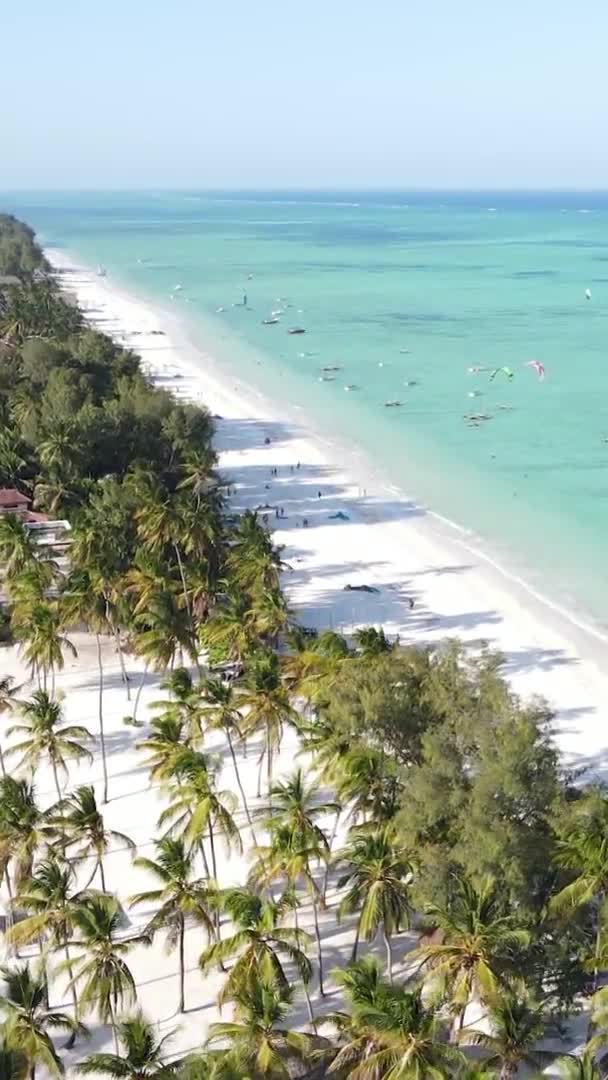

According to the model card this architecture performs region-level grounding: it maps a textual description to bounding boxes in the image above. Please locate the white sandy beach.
[0,247,603,1064]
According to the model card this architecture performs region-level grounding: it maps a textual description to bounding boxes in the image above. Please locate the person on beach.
[317,490,322,498]
[408,597,415,610]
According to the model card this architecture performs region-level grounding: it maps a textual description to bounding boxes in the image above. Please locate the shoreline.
[47,247,608,777]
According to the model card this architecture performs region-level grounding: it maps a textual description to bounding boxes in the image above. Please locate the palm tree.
[0,962,85,1079]
[326,977,461,1079]
[62,893,149,1053]
[251,822,328,999]
[463,987,549,1080]
[0,1020,29,1080]
[236,651,298,798]
[130,837,215,1013]
[60,569,115,802]
[0,777,55,889]
[336,826,414,979]
[132,592,198,674]
[282,628,350,705]
[557,1050,606,1080]
[13,604,76,697]
[225,510,285,595]
[6,691,93,800]
[199,888,311,1007]
[159,751,242,886]
[337,746,401,827]
[354,626,394,658]
[8,858,82,1025]
[136,716,186,784]
[551,791,608,988]
[0,676,21,778]
[52,785,135,892]
[151,669,204,746]
[178,448,217,507]
[413,875,530,1033]
[0,515,38,581]
[262,768,337,843]
[202,591,261,667]
[206,980,311,1079]
[253,769,337,996]
[75,1011,177,1080]
[200,678,254,834]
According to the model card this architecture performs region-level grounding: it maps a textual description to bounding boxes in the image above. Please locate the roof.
[0,488,30,508]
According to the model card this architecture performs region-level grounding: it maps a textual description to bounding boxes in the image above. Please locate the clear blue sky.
[3,0,607,189]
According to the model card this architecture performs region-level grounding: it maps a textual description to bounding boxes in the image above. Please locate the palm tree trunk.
[51,759,62,802]
[351,916,361,961]
[108,999,119,1055]
[383,927,393,983]
[226,729,255,837]
[63,940,79,1047]
[29,1066,35,1080]
[96,634,109,803]
[208,820,221,943]
[0,744,5,777]
[50,664,55,699]
[98,859,107,893]
[310,886,325,997]
[108,611,131,701]
[174,544,192,618]
[294,904,316,1031]
[178,912,185,1013]
[266,722,273,800]
[198,840,211,879]
[322,809,340,903]
[3,867,16,954]
[256,749,265,799]
[132,664,148,721]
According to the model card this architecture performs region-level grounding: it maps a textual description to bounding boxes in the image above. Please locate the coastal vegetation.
[0,215,606,1077]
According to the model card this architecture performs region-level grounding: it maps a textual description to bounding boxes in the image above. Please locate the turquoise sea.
[6,190,608,627]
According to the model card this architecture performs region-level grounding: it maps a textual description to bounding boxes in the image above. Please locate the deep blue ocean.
[5,190,608,626]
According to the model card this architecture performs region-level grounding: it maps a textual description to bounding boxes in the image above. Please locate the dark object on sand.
[344,584,380,594]
[264,436,271,444]
[329,511,350,521]
[288,327,306,334]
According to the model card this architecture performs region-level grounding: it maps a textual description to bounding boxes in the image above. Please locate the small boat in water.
[262,318,279,325]
[322,365,340,372]
[384,400,403,408]
[288,327,306,335]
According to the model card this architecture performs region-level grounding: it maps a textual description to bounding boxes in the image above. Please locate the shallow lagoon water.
[7,190,608,626]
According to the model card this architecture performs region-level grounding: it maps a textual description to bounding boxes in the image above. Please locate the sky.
[2,0,607,190]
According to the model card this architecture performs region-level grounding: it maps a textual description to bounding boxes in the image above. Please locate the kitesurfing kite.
[489,367,515,381]
[525,360,545,381]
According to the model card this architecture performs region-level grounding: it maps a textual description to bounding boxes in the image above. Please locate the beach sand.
[0,248,600,1062]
